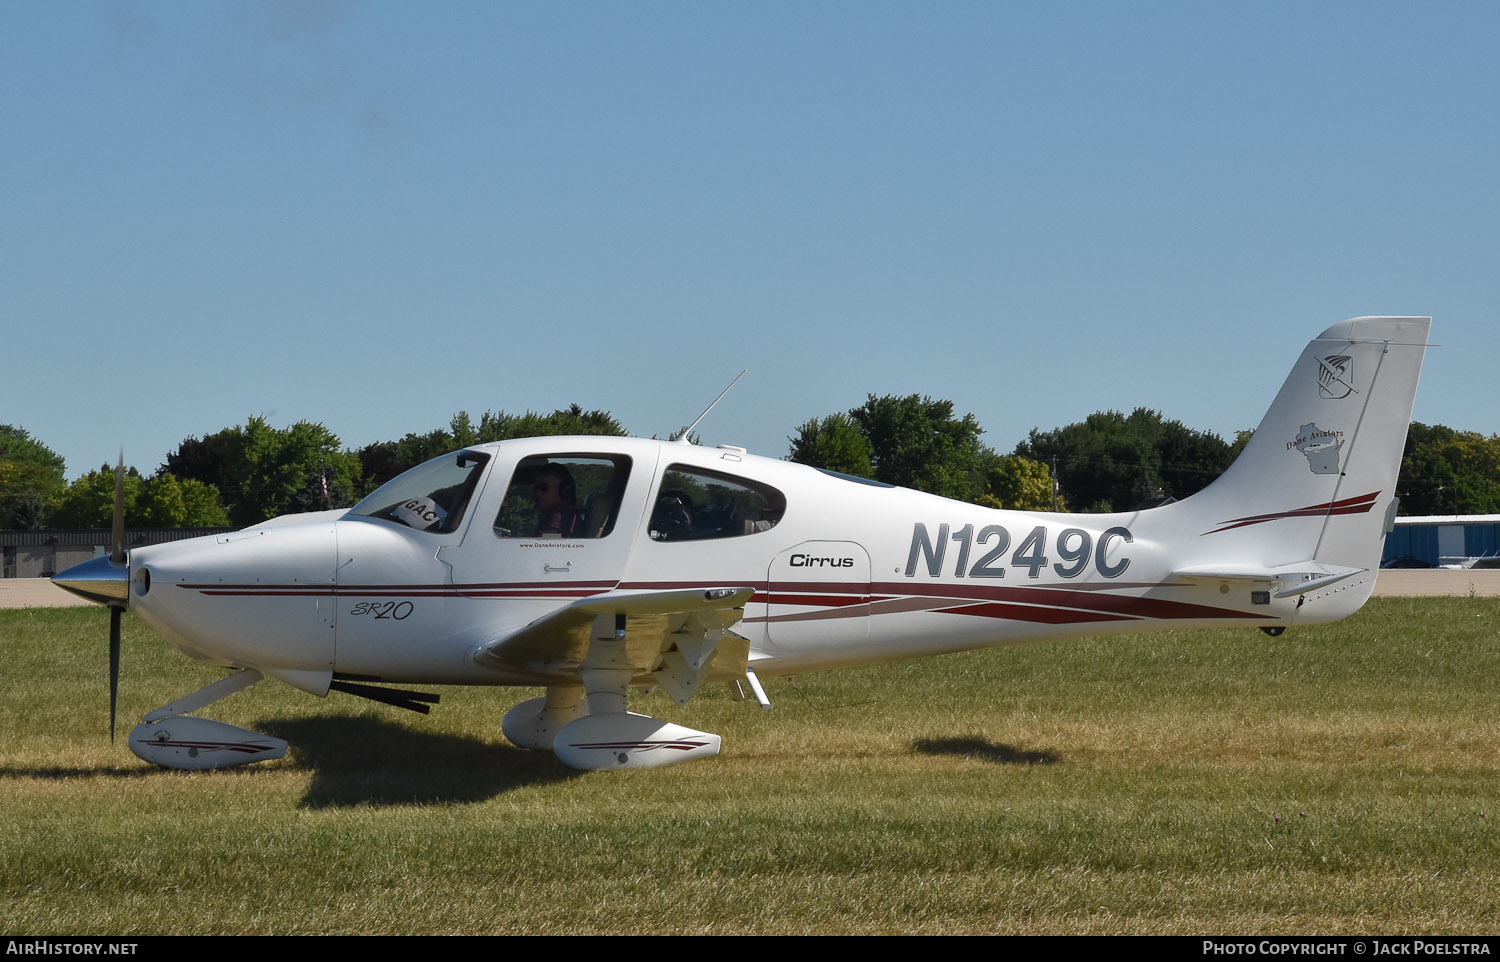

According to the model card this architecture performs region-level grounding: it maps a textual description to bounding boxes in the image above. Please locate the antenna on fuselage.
[675,369,746,445]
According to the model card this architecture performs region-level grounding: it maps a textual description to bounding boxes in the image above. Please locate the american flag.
[321,468,329,505]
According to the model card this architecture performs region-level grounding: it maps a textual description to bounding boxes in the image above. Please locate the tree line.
[0,406,625,530]
[2,402,1496,530]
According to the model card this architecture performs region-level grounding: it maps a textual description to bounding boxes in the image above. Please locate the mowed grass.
[1,598,1497,934]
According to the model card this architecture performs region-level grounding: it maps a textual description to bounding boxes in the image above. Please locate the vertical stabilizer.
[1168,317,1430,618]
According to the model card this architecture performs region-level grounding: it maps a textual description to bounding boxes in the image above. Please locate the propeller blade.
[110,450,126,565]
[109,606,122,742]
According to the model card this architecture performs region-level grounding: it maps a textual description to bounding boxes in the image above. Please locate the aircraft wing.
[475,586,756,703]
[1171,562,1366,598]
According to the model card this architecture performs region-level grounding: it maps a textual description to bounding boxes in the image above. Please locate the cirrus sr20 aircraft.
[54,316,1430,771]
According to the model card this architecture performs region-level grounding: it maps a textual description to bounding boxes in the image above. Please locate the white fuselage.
[126,436,1307,691]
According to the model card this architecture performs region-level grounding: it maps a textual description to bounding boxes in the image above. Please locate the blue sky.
[4,1,1496,480]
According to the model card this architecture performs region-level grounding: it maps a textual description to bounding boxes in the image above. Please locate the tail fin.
[1168,316,1430,619]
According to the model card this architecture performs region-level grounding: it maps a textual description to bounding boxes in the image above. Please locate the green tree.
[984,455,1061,511]
[166,417,361,526]
[786,396,994,502]
[358,405,628,493]
[0,425,67,529]
[46,461,230,529]
[47,465,143,528]
[136,474,231,527]
[1230,429,1255,462]
[357,429,454,493]
[786,413,875,478]
[1397,422,1500,515]
[164,431,238,494]
[177,478,232,526]
[134,473,183,527]
[449,411,478,448]
[235,418,361,523]
[1156,418,1237,502]
[850,395,990,500]
[1017,408,1233,512]
[477,404,626,442]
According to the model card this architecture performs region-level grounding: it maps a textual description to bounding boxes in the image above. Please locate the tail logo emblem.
[1316,354,1355,399]
[1288,422,1345,474]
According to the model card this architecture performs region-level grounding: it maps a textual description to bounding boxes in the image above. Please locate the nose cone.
[53,555,129,606]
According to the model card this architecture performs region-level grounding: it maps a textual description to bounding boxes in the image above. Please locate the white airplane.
[54,316,1430,771]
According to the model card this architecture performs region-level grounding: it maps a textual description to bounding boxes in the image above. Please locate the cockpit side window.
[494,455,632,539]
[649,464,785,541]
[347,451,490,534]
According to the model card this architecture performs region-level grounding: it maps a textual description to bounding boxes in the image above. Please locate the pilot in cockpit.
[533,463,580,537]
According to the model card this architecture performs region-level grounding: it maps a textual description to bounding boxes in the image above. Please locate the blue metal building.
[1382,515,1500,567]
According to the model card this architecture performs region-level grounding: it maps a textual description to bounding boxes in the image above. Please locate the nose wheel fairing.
[127,669,287,771]
[129,717,288,770]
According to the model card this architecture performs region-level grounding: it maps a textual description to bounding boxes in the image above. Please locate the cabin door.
[763,541,871,650]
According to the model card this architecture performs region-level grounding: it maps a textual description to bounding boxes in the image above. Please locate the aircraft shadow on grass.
[2,717,579,806]
[256,716,582,808]
[911,735,1061,766]
[0,764,162,781]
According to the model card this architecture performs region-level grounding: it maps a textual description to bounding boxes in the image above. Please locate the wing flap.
[475,586,756,684]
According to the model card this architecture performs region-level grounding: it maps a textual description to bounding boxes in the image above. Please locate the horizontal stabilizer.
[1172,562,1367,598]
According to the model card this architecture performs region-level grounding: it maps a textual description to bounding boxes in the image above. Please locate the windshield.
[348,451,491,534]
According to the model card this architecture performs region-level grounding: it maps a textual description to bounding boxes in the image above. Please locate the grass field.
[2,599,1497,934]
